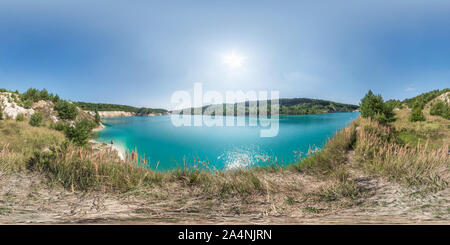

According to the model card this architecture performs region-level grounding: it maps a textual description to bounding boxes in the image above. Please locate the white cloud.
[405,87,416,92]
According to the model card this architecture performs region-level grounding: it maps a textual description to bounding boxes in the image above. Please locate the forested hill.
[179,98,359,115]
[278,98,358,114]
[0,87,169,119]
[402,88,450,108]
[74,102,168,115]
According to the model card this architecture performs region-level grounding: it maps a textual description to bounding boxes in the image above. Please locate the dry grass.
[290,119,369,204]
[27,143,165,192]
[1,113,449,224]
[355,98,449,191]
[392,100,449,148]
[1,108,448,221]
[0,120,270,200]
[22,139,271,197]
[0,120,65,172]
[293,119,358,175]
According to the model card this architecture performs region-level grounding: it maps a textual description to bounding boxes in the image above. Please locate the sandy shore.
[90,123,128,160]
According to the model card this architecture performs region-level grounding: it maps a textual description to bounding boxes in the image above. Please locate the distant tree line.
[181,98,359,116]
[75,102,167,115]
[1,87,59,109]
[49,119,98,146]
[279,98,358,115]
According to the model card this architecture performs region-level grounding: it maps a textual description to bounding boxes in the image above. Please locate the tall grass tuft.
[27,142,164,192]
[0,144,27,173]
[294,119,358,175]
[24,142,267,196]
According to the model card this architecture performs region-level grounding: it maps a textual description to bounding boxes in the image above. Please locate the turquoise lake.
[97,112,359,171]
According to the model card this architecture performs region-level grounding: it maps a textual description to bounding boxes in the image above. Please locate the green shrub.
[49,121,69,131]
[29,113,43,127]
[16,114,25,121]
[19,88,61,109]
[0,110,3,120]
[409,101,426,122]
[385,99,402,111]
[52,94,60,103]
[372,112,389,124]
[430,100,450,119]
[64,119,95,146]
[360,90,394,124]
[54,100,78,120]
[94,110,101,126]
[22,100,33,109]
[75,102,167,115]
[20,88,52,102]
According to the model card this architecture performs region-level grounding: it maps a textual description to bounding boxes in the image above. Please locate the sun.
[222,51,245,69]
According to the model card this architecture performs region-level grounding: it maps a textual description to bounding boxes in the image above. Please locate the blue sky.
[0,0,449,109]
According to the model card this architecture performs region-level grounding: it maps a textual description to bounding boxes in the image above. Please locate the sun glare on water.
[222,51,245,69]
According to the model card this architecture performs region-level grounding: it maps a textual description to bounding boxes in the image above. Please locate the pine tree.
[94,110,101,126]
[360,90,393,123]
[409,101,426,122]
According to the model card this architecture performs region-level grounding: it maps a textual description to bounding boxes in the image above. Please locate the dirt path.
[1,157,448,224]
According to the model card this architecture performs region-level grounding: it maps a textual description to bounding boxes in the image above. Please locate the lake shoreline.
[91,122,128,161]
[92,110,360,119]
[97,112,360,170]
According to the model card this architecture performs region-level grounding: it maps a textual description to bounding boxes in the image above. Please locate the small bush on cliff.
[0,110,3,120]
[54,100,78,120]
[29,113,43,127]
[22,99,33,109]
[16,114,25,121]
[49,121,69,131]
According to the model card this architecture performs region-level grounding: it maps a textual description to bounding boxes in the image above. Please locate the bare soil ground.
[1,152,448,224]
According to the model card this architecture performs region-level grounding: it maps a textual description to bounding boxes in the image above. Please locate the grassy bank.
[1,106,449,224]
[1,111,447,196]
[0,120,65,172]
[1,90,449,224]
[0,118,269,197]
[355,118,448,191]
